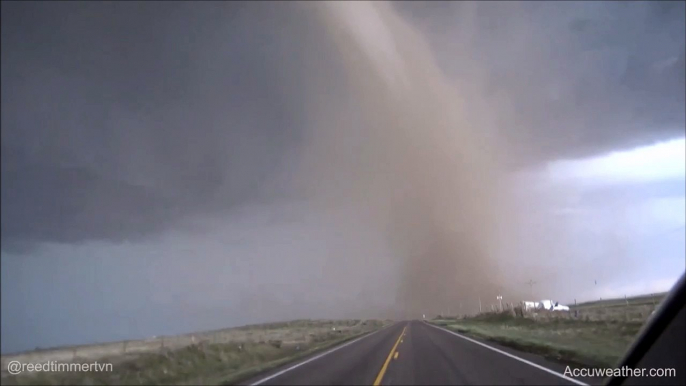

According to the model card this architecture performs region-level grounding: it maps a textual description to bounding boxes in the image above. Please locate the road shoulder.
[426,321,605,385]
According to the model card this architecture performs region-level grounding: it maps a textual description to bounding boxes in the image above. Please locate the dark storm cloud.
[1,2,327,249]
[1,1,684,250]
[396,1,685,164]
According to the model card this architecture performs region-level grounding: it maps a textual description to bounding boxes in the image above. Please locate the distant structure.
[525,279,538,297]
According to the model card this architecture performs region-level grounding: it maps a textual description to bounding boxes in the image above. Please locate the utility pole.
[497,295,503,312]
[479,297,482,313]
[525,280,537,298]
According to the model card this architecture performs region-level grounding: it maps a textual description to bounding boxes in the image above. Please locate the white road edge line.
[249,323,396,386]
[425,322,589,386]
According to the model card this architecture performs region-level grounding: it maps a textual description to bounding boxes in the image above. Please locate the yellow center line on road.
[373,325,406,385]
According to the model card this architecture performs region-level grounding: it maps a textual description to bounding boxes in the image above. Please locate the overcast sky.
[1,1,684,354]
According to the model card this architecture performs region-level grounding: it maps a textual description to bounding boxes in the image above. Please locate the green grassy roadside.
[2,320,388,386]
[430,313,643,368]
[572,293,666,310]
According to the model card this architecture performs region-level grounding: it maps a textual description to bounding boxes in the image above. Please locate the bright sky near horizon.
[546,137,685,187]
[515,137,685,304]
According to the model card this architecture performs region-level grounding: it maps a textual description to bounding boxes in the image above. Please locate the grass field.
[431,313,644,368]
[429,293,669,369]
[1,319,387,385]
[571,293,666,310]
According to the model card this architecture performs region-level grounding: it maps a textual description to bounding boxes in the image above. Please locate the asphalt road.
[242,320,602,386]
